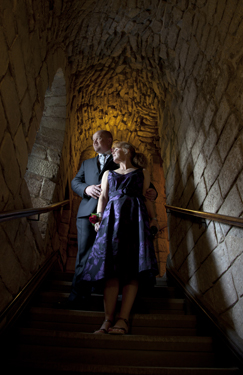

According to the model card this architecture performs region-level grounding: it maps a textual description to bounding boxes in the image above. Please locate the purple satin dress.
[82,169,158,286]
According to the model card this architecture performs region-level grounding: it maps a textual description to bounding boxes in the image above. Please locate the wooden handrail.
[0,200,70,223]
[165,204,243,228]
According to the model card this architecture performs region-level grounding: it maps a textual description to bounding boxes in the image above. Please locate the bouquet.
[89,213,100,226]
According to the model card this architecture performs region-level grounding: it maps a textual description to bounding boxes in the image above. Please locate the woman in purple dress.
[82,141,159,334]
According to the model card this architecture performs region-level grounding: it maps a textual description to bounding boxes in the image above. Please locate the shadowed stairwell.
[2,241,241,375]
[1,1,243,373]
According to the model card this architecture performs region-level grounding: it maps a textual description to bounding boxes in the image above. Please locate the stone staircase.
[4,270,240,374]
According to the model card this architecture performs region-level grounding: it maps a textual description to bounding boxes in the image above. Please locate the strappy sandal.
[94,319,113,334]
[108,317,129,335]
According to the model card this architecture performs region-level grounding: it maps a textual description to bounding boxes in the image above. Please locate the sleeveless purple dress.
[82,169,158,286]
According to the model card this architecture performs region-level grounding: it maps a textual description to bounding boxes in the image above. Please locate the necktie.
[99,154,107,170]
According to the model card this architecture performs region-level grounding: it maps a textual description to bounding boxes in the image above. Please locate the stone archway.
[24,69,66,237]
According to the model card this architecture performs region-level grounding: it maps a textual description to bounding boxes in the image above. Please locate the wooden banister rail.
[0,199,70,223]
[165,204,243,229]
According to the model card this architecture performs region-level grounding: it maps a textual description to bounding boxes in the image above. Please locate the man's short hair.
[100,130,113,140]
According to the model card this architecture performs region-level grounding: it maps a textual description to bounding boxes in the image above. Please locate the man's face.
[92,131,112,154]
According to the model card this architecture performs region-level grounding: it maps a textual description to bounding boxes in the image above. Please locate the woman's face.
[112,147,127,163]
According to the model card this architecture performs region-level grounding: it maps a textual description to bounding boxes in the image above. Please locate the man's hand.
[85,184,102,199]
[150,218,160,231]
[145,188,157,201]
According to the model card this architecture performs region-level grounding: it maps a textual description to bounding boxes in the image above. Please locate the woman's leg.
[109,279,139,334]
[94,278,119,333]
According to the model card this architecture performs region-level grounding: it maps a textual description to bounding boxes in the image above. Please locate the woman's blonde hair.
[112,141,147,168]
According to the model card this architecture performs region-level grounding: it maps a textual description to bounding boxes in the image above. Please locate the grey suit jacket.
[71,155,119,218]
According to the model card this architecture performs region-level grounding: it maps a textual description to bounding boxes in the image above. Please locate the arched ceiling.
[30,0,216,164]
[52,0,175,162]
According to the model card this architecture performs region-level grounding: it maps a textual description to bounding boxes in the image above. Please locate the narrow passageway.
[0,0,243,354]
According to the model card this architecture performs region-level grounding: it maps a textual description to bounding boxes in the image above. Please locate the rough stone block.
[20,91,32,135]
[39,126,65,144]
[43,104,66,118]
[193,152,206,186]
[215,96,230,135]
[40,178,55,201]
[0,167,9,211]
[196,223,218,264]
[0,25,9,80]
[2,7,16,47]
[0,72,21,137]
[0,132,20,195]
[30,143,46,160]
[193,178,207,209]
[29,30,42,76]
[193,92,207,131]
[40,116,66,131]
[180,9,193,40]
[47,148,61,164]
[0,98,7,143]
[206,270,238,314]
[218,137,243,198]
[14,124,29,177]
[167,23,179,50]
[221,297,243,340]
[24,171,43,198]
[191,128,206,165]
[218,185,243,218]
[203,180,223,213]
[203,125,217,161]
[203,99,216,132]
[215,64,230,104]
[27,156,59,180]
[26,116,38,153]
[236,169,243,202]
[231,252,243,297]
[20,178,32,208]
[210,243,230,280]
[225,227,243,263]
[9,36,28,101]
[185,121,197,152]
[218,114,239,162]
[204,147,222,191]
[185,36,199,76]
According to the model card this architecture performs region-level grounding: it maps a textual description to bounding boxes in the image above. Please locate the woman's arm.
[95,170,109,232]
[143,169,159,231]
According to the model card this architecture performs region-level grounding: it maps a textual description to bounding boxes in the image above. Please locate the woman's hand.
[94,222,100,232]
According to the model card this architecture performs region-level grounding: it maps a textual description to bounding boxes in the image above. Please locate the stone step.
[16,328,217,368]
[14,361,240,375]
[36,292,186,314]
[21,307,198,336]
[47,279,181,298]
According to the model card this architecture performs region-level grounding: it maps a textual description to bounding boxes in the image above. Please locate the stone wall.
[0,0,243,343]
[158,1,243,338]
[24,68,67,237]
[0,1,70,315]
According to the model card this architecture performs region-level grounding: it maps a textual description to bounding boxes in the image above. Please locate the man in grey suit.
[68,130,157,307]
